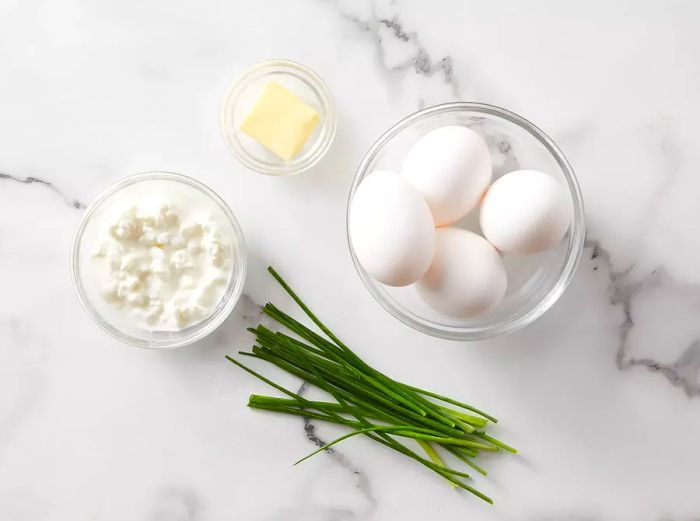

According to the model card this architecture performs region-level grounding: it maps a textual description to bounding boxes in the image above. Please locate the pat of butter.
[240,81,321,161]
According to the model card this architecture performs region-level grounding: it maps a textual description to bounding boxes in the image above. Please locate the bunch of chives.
[227,267,516,504]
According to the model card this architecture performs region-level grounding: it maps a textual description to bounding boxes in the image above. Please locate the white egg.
[402,125,492,226]
[480,170,572,254]
[349,170,435,287]
[417,228,506,318]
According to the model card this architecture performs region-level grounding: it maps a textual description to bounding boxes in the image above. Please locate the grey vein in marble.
[239,294,265,325]
[238,293,276,331]
[0,172,85,209]
[588,239,700,397]
[488,133,520,177]
[334,3,460,96]
[297,382,377,516]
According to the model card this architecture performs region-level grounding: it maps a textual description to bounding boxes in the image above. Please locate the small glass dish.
[347,102,585,341]
[71,171,247,349]
[220,59,337,176]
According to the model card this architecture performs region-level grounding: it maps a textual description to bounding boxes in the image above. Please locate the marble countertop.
[2,1,700,519]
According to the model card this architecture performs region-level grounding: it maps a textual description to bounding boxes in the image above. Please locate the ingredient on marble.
[417,228,507,318]
[227,267,516,504]
[480,169,572,254]
[350,123,573,321]
[402,125,492,226]
[349,170,435,286]
[90,204,232,330]
[240,81,320,161]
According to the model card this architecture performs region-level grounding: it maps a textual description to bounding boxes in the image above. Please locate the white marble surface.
[2,1,700,519]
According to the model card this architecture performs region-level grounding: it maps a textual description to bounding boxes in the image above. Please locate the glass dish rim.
[70,170,248,349]
[346,101,586,341]
[219,58,337,176]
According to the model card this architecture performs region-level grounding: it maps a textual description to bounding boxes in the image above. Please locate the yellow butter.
[240,81,321,161]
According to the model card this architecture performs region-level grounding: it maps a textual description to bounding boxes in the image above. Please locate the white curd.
[80,179,234,332]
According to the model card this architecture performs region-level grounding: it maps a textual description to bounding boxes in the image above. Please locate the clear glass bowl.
[220,59,337,176]
[71,171,247,349]
[347,102,585,341]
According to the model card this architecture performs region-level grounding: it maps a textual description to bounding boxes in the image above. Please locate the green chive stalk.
[226,267,516,504]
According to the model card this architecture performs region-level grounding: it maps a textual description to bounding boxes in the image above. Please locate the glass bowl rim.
[70,170,248,349]
[219,58,337,176]
[346,101,586,341]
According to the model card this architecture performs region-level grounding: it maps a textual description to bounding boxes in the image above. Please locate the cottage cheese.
[84,181,234,332]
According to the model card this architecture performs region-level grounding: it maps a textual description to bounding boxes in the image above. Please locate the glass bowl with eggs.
[347,102,585,340]
[71,171,247,349]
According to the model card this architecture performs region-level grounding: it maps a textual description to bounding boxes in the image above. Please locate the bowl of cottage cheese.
[71,171,247,348]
